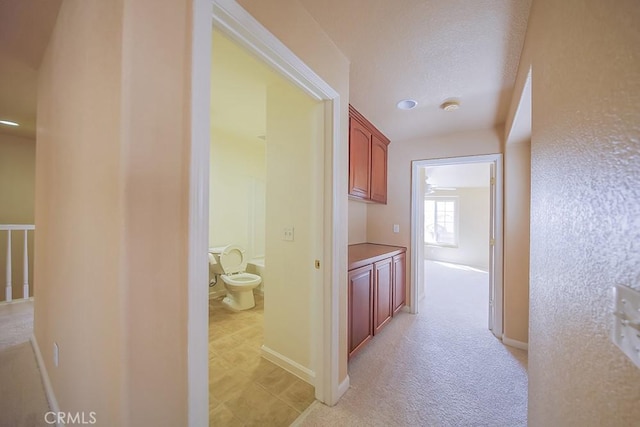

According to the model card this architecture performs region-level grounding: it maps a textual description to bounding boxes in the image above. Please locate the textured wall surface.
[528,0,640,425]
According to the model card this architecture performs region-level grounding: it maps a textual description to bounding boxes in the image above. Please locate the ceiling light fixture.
[440,100,460,111]
[396,99,418,110]
[0,120,20,127]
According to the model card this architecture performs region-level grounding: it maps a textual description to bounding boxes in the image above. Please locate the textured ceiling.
[0,0,61,139]
[0,1,531,144]
[300,0,531,142]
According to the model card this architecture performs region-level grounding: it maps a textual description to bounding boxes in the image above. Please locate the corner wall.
[348,200,367,244]
[527,0,640,424]
[503,141,530,344]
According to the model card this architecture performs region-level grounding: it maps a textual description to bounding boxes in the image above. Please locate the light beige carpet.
[299,260,528,427]
[0,300,34,352]
[0,301,50,427]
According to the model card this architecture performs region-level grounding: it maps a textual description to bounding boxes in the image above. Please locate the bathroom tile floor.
[209,294,316,426]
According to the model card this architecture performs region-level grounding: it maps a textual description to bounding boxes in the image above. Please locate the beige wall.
[209,128,266,258]
[237,0,352,383]
[527,0,640,425]
[503,141,530,344]
[0,134,35,301]
[348,200,367,244]
[35,0,193,425]
[425,187,490,270]
[367,128,501,307]
[36,1,125,424]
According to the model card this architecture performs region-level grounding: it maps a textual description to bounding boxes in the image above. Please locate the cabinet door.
[348,264,373,358]
[370,134,388,204]
[373,258,393,334]
[392,252,406,315]
[349,117,371,200]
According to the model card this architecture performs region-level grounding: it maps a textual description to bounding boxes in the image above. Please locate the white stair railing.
[1,224,35,302]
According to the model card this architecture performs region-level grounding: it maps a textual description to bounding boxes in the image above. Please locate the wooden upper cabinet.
[370,134,388,204]
[348,105,390,204]
[349,117,371,200]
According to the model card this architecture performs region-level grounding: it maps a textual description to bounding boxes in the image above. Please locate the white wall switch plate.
[393,224,400,233]
[612,285,640,368]
[282,227,294,241]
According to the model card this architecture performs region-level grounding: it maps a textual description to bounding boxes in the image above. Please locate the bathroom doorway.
[207,29,325,424]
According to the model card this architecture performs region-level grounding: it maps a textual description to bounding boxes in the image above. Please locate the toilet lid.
[219,245,247,274]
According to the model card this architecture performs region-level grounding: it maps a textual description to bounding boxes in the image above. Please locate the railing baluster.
[5,230,12,302]
[23,230,29,299]
[1,225,34,303]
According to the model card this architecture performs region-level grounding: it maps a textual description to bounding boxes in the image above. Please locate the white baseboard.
[30,335,60,416]
[337,375,350,399]
[502,335,529,351]
[260,345,315,385]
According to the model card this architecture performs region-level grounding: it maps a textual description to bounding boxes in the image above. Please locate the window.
[424,197,458,246]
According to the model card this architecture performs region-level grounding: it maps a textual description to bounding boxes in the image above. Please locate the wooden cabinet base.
[348,244,406,360]
[348,264,374,359]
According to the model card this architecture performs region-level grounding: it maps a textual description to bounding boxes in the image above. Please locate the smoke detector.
[440,100,460,111]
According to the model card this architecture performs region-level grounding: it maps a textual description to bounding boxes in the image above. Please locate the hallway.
[0,301,49,427]
[299,260,527,426]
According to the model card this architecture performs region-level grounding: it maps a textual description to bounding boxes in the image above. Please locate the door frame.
[187,0,345,425]
[410,154,504,338]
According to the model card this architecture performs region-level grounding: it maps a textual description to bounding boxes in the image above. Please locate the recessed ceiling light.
[0,120,19,127]
[396,99,418,110]
[440,100,460,111]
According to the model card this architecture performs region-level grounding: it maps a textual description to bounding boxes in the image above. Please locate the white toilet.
[209,245,262,311]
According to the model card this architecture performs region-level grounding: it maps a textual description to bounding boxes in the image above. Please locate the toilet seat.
[221,272,261,287]
[219,244,248,275]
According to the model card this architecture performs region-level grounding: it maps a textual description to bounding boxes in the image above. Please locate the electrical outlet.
[282,227,294,241]
[393,224,400,233]
[53,342,59,367]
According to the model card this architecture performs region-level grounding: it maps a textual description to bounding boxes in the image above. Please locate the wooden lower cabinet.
[348,249,406,360]
[392,252,406,314]
[348,264,374,358]
[373,258,393,334]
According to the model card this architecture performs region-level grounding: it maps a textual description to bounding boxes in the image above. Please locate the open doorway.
[410,155,503,338]
[207,28,324,424]
[187,2,346,424]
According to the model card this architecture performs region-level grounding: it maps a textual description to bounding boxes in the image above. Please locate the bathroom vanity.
[348,243,406,359]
